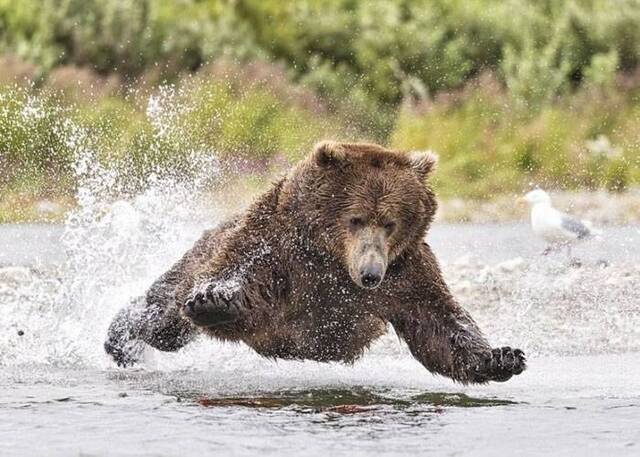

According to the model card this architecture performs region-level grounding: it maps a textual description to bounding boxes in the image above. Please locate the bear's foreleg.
[389,244,526,384]
[391,305,525,384]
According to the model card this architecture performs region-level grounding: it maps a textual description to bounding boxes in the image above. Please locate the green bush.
[391,82,640,198]
[3,0,640,109]
[0,87,73,193]
[584,50,619,87]
[0,0,262,79]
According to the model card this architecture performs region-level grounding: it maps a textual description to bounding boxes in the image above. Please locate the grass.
[0,193,72,223]
[1,68,640,223]
[391,77,640,199]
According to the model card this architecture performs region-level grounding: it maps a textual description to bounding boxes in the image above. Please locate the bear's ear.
[313,141,349,167]
[408,150,438,180]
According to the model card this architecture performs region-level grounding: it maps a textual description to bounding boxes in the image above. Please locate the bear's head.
[288,141,438,289]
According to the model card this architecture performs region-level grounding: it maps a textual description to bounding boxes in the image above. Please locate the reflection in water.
[192,388,517,411]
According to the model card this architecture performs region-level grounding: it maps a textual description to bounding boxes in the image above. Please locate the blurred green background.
[1,0,639,221]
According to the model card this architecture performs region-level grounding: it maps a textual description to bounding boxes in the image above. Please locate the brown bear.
[105,141,526,383]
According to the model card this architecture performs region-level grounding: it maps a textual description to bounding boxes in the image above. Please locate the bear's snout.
[359,262,384,289]
[348,227,389,290]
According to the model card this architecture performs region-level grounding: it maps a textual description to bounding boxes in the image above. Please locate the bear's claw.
[479,346,526,382]
[183,283,243,327]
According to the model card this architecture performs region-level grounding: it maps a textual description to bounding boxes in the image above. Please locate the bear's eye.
[383,222,396,234]
[349,217,365,230]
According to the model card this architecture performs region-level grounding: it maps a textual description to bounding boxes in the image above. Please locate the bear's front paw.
[476,346,526,383]
[183,281,243,327]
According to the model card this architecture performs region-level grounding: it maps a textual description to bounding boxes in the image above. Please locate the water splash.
[445,254,640,357]
[0,90,221,367]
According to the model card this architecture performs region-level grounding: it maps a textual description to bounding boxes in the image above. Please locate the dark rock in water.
[568,258,583,268]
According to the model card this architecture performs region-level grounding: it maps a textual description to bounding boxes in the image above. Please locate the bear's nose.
[360,265,383,289]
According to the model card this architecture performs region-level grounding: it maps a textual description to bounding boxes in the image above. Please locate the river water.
[0,218,638,457]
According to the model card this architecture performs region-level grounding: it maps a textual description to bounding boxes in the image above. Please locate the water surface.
[1,221,638,456]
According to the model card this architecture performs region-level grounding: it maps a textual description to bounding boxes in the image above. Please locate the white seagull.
[522,189,600,256]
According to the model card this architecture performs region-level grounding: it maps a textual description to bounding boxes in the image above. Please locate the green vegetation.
[3,1,640,104]
[392,76,640,198]
[0,67,344,222]
[1,0,640,221]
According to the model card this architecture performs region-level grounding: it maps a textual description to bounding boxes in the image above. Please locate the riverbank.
[437,187,640,224]
[4,186,640,225]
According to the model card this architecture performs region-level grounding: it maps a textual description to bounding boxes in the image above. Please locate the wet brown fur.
[105,142,525,383]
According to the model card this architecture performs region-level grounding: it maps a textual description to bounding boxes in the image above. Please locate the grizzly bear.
[105,141,526,383]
